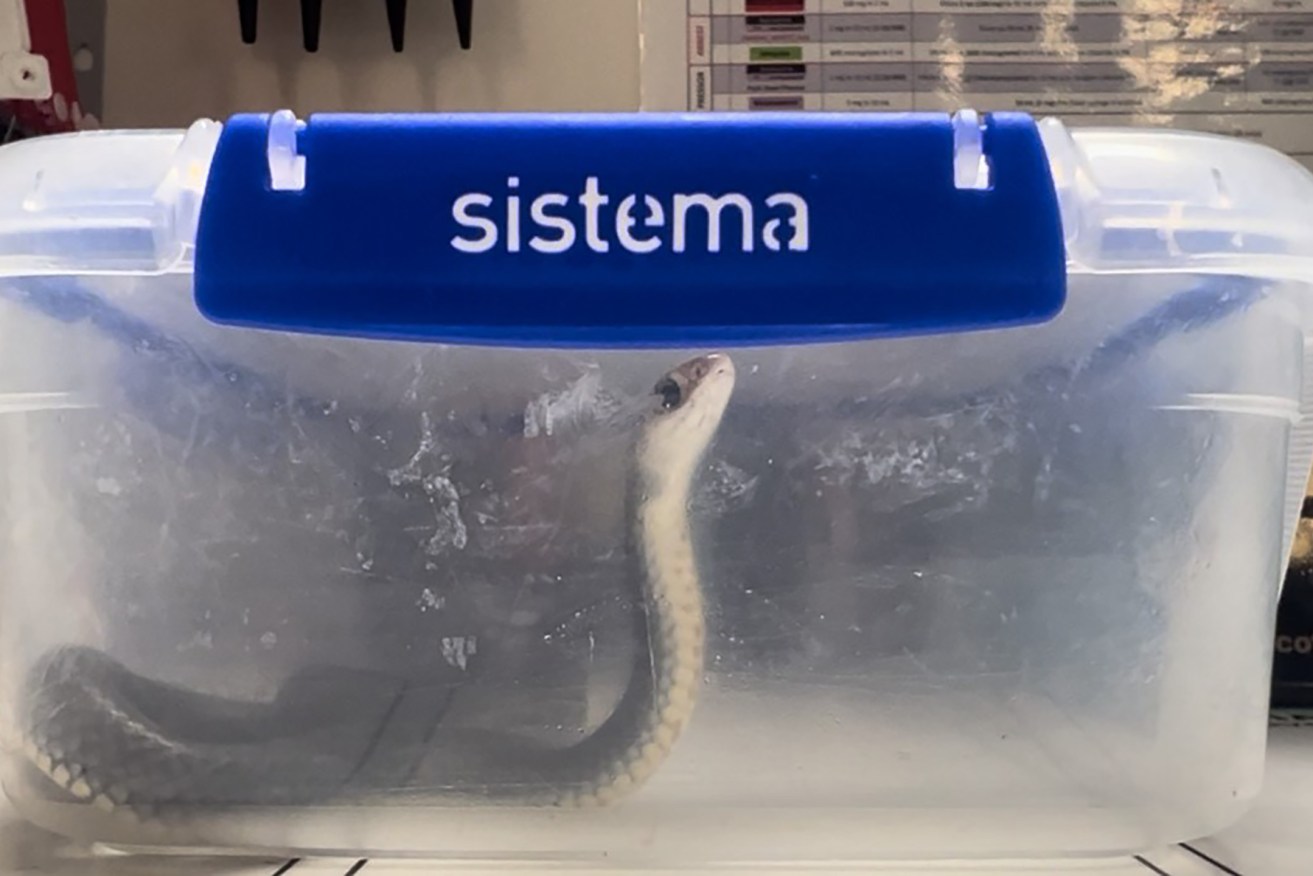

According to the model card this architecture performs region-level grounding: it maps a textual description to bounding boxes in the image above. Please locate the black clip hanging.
[236,0,473,52]
[452,0,473,50]
[237,0,258,43]
[386,0,408,50]
[382,1,474,52]
[301,0,323,52]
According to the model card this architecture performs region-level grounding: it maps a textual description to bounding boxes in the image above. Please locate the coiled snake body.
[18,353,736,818]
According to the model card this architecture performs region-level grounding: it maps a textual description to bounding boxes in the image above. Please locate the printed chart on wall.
[639,0,1313,168]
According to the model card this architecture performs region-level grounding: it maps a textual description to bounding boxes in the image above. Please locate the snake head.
[641,353,736,485]
[652,354,735,416]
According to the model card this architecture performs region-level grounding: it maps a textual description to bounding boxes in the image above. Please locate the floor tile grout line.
[1181,842,1245,875]
[1134,854,1172,875]
[263,850,1252,875]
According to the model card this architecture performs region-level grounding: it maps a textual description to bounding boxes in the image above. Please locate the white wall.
[102,0,641,127]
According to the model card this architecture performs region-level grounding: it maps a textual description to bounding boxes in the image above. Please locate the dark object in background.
[1272,498,1313,708]
[301,0,323,52]
[236,0,473,52]
[452,0,473,50]
[237,0,258,43]
[387,0,407,51]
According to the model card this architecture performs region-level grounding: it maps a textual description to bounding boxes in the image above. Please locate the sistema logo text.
[450,177,810,255]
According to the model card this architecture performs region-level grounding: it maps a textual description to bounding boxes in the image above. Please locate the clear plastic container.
[0,110,1311,864]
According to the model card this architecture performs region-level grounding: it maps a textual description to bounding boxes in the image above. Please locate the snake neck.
[529,431,707,806]
[637,474,705,731]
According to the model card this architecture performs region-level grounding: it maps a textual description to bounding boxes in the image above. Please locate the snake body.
[19,353,736,818]
[548,351,735,805]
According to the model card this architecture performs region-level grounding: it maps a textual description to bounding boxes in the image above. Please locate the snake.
[17,352,736,819]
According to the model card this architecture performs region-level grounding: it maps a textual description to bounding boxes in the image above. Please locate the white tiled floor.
[1182,723,1313,875]
[5,727,1311,875]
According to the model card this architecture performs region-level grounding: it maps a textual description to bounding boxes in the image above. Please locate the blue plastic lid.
[193,110,1066,348]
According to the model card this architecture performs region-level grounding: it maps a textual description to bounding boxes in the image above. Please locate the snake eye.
[654,376,683,410]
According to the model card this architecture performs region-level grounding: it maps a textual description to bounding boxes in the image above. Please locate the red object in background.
[1,0,84,135]
[745,0,805,12]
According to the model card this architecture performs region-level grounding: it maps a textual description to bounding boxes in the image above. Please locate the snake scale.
[18,353,737,818]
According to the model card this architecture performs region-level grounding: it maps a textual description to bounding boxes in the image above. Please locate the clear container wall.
[0,266,1300,861]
